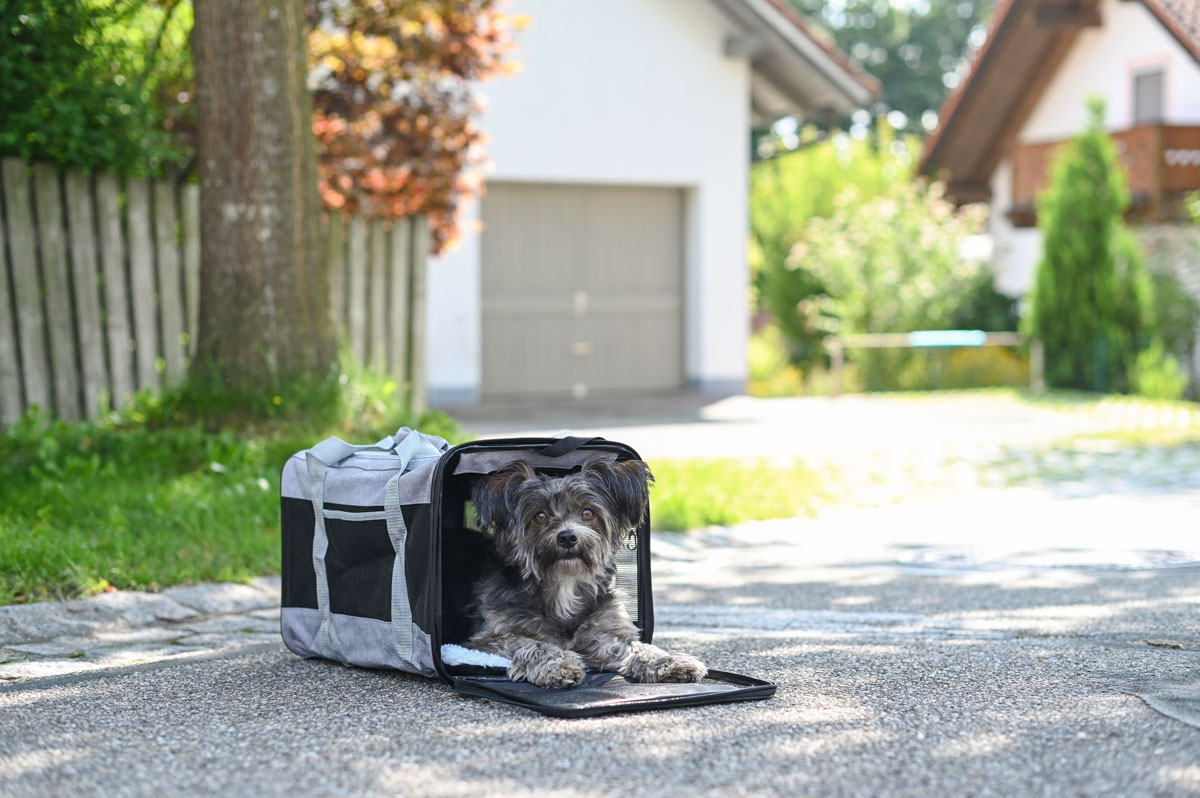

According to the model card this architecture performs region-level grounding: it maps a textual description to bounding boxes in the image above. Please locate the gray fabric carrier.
[278,428,619,676]
[279,428,777,717]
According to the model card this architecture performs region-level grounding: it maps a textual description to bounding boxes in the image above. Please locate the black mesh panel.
[325,517,393,621]
[281,497,317,609]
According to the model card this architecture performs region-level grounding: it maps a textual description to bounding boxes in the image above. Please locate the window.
[1133,68,1164,125]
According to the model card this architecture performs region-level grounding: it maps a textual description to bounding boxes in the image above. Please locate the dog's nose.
[556,530,577,548]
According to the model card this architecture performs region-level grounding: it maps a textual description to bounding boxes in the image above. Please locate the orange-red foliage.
[306,1,527,253]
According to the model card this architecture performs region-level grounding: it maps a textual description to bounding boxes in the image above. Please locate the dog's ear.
[472,461,536,531]
[585,459,654,530]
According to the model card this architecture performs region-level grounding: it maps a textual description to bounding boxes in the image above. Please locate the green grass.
[1,421,285,604]
[1,401,831,603]
[0,375,461,606]
[648,457,830,531]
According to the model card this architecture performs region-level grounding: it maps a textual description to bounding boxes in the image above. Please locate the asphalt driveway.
[2,393,1198,796]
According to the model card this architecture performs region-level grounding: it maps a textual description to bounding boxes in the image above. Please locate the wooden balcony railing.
[1009,124,1200,226]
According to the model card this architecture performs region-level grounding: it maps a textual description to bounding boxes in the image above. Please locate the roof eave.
[710,0,880,121]
[1139,0,1200,65]
[919,0,1101,199]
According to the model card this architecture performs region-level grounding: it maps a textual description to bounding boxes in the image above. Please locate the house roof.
[708,0,881,124]
[1145,0,1200,62]
[919,0,1200,203]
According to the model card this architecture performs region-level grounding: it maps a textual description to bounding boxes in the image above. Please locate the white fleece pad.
[441,644,512,669]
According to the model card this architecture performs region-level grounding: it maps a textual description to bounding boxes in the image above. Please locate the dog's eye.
[581,508,595,520]
[535,511,547,522]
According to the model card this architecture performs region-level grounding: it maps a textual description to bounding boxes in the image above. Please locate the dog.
[456,458,707,690]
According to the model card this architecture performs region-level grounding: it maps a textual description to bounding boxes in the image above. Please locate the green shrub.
[749,323,871,396]
[1026,98,1155,392]
[751,126,917,363]
[944,347,1030,389]
[0,0,189,175]
[1131,340,1188,400]
[949,269,1020,332]
[748,325,806,396]
[1151,269,1199,393]
[890,346,1029,391]
[788,179,990,390]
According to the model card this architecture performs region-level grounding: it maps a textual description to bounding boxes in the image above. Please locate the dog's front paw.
[623,643,708,683]
[509,644,586,689]
[654,653,707,683]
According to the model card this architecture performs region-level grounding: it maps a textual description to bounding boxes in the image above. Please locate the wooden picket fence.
[0,157,427,423]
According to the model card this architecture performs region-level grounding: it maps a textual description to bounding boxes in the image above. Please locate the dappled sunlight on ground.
[931,730,1015,759]
[1159,765,1200,791]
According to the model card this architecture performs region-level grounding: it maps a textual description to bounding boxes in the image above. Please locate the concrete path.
[0,579,282,682]
[3,393,1199,796]
[451,392,1200,459]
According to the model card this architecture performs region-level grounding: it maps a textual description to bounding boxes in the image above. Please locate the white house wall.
[990,0,1200,296]
[426,0,750,404]
[989,157,1042,297]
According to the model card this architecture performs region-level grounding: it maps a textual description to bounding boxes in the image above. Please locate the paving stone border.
[0,578,282,682]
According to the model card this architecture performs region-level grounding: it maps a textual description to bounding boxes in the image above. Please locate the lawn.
[0,409,829,604]
[0,394,831,604]
[649,458,828,531]
[0,419,293,603]
[0,378,461,605]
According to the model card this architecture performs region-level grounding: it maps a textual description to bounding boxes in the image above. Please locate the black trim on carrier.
[429,437,654,684]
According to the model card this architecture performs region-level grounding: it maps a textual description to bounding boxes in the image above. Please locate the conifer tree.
[1027,99,1153,391]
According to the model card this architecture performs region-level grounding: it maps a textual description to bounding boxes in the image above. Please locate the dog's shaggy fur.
[459,459,707,690]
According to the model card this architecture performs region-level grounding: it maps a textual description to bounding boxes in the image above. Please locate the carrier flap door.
[450,670,776,718]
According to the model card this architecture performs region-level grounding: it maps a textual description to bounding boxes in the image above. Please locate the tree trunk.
[191,0,335,396]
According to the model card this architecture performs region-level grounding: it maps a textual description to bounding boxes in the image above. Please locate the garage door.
[481,183,684,400]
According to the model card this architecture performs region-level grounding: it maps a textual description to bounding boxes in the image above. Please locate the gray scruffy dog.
[462,458,707,689]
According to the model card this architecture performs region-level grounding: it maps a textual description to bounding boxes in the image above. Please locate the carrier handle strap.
[307,426,449,472]
[384,471,415,667]
[540,435,604,458]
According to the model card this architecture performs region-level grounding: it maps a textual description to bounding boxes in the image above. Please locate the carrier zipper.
[429,436,651,683]
[429,436,588,681]
[353,450,443,460]
[429,446,453,682]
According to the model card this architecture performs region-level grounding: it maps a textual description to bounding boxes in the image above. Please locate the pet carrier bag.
[280,427,776,717]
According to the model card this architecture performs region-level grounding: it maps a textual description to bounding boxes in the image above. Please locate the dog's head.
[472,458,653,584]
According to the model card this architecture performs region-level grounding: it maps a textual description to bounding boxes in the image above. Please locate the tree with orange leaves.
[307,1,528,253]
